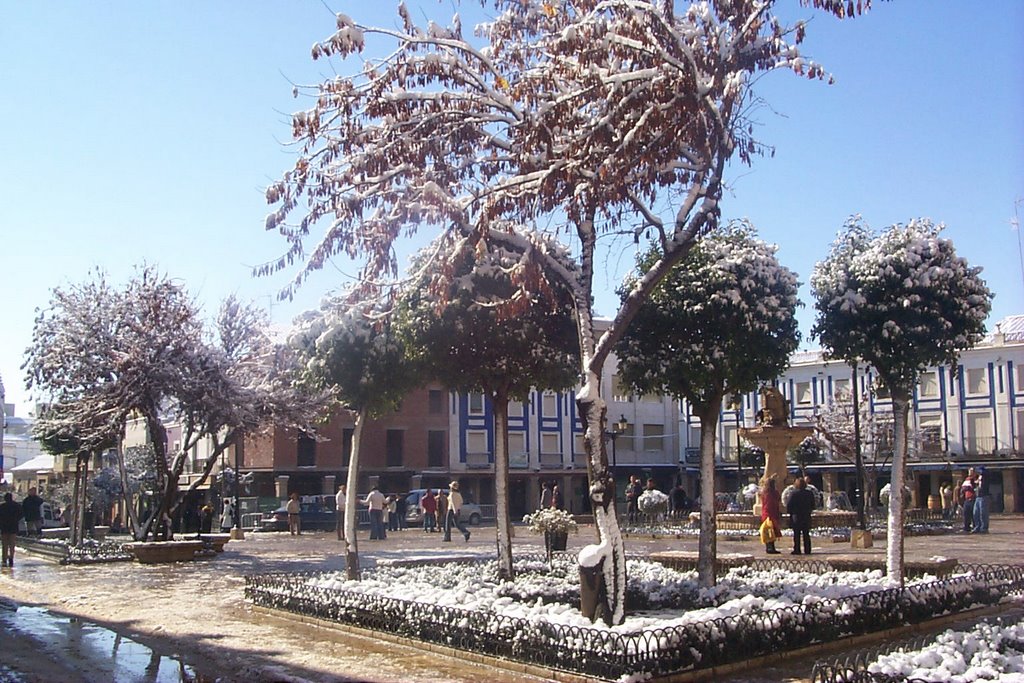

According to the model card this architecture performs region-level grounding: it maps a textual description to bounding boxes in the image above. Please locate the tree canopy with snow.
[398,235,579,579]
[263,0,872,624]
[24,267,326,541]
[615,223,800,586]
[810,216,992,582]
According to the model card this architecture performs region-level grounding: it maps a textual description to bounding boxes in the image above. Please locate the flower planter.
[198,533,231,553]
[127,540,203,564]
[545,530,568,552]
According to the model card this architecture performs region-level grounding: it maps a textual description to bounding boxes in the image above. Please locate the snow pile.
[865,617,1024,682]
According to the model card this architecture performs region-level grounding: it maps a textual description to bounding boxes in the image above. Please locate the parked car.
[18,501,64,533]
[404,489,483,526]
[257,494,338,532]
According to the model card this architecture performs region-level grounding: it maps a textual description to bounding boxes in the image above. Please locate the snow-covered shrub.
[523,508,578,535]
[879,483,912,506]
[638,489,669,518]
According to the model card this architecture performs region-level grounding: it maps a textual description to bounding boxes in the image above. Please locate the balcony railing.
[538,452,562,469]
[465,452,492,470]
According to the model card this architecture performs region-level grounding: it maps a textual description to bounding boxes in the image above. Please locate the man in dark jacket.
[0,493,24,567]
[787,477,816,555]
[22,487,44,537]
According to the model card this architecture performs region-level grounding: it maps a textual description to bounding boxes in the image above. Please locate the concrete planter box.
[198,534,231,553]
[127,541,204,564]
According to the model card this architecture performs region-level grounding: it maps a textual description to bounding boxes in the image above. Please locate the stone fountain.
[739,387,813,515]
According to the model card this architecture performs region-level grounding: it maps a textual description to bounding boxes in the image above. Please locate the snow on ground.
[864,616,1024,682]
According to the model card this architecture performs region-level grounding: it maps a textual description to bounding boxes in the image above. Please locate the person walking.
[437,489,449,540]
[972,467,991,534]
[395,493,407,530]
[939,481,954,521]
[551,484,562,510]
[445,481,471,543]
[220,497,236,533]
[625,475,642,523]
[21,488,44,538]
[386,495,399,532]
[958,471,976,533]
[286,493,301,536]
[787,477,815,555]
[421,489,437,532]
[335,484,347,541]
[0,493,24,568]
[363,485,386,540]
[760,478,782,555]
[539,482,552,509]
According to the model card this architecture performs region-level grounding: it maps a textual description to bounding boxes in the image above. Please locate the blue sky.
[1,1,1021,415]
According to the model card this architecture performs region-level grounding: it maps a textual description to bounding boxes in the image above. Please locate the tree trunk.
[696,404,720,588]
[886,391,910,585]
[493,391,514,580]
[116,439,141,537]
[69,452,85,547]
[576,385,626,625]
[343,409,366,580]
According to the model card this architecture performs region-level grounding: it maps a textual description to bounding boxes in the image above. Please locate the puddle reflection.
[0,605,214,682]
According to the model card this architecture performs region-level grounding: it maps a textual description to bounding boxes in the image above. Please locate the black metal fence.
[245,562,1024,681]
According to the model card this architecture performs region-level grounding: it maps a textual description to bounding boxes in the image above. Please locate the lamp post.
[729,395,743,488]
[606,414,628,503]
[232,440,244,540]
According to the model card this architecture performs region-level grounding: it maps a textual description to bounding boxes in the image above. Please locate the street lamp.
[606,414,628,493]
[729,395,743,487]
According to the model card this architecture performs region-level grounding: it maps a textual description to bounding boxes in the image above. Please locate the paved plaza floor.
[0,515,1020,682]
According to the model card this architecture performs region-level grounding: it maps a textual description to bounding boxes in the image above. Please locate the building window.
[965,412,994,454]
[1015,364,1024,392]
[573,433,586,455]
[722,424,738,460]
[541,393,558,416]
[541,432,560,454]
[965,368,988,396]
[833,378,850,398]
[342,428,354,467]
[427,430,445,468]
[508,432,528,468]
[611,374,631,403]
[918,371,939,398]
[428,389,445,415]
[386,429,403,467]
[466,430,488,455]
[795,381,812,405]
[468,393,485,415]
[297,433,316,467]
[643,423,664,452]
[917,415,942,455]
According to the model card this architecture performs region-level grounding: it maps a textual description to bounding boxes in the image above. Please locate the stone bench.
[826,556,959,579]
[127,540,205,564]
[41,527,71,539]
[650,550,754,574]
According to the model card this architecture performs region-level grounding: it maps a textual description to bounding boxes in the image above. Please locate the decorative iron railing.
[245,562,1024,681]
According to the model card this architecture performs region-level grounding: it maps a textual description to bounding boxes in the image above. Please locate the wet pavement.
[0,515,1020,682]
[0,604,214,682]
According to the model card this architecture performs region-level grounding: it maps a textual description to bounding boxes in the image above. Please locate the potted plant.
[523,508,578,560]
